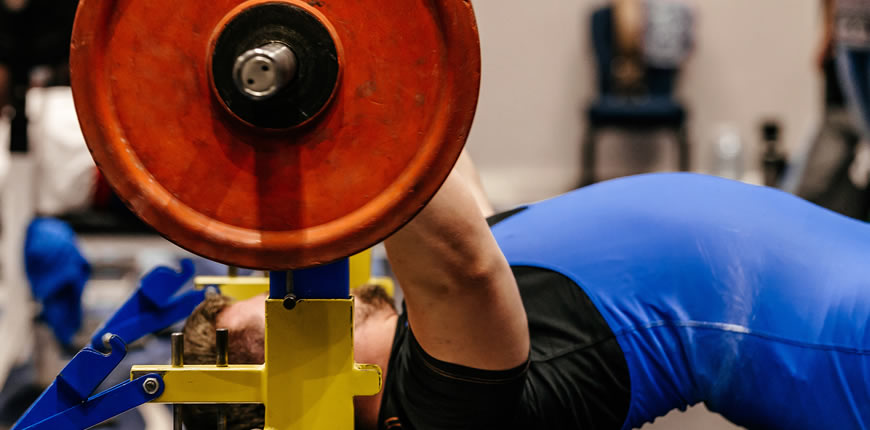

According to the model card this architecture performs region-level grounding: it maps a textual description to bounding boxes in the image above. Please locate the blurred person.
[789,0,870,220]
[0,65,9,109]
[0,0,78,86]
[0,0,78,155]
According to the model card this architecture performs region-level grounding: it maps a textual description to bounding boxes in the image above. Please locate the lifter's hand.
[384,155,529,371]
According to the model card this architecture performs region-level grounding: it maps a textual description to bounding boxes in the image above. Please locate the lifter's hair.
[354,282,397,323]
[181,284,396,430]
[181,292,264,430]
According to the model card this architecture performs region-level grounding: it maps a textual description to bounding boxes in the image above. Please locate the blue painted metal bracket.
[17,374,164,430]
[269,258,350,300]
[89,259,205,350]
[13,336,162,430]
[14,260,202,430]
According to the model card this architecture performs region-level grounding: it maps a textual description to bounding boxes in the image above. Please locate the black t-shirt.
[377,211,631,430]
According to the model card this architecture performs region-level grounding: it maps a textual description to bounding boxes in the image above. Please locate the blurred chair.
[581,1,692,186]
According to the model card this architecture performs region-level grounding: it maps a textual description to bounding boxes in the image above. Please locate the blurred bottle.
[711,125,744,180]
[760,120,787,187]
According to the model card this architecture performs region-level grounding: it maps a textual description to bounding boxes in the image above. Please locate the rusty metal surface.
[70,0,481,269]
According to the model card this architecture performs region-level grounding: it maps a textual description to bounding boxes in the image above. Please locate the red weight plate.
[70,0,480,269]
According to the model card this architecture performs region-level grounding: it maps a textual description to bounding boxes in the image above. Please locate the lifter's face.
[217,294,266,327]
[353,309,398,430]
[215,294,398,430]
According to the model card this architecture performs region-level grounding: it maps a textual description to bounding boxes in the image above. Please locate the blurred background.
[470,0,835,209]
[0,0,862,429]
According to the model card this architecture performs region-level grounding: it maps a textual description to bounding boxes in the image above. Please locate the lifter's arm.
[453,150,495,218]
[384,155,529,371]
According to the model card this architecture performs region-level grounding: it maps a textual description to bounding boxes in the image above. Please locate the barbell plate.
[70,0,481,269]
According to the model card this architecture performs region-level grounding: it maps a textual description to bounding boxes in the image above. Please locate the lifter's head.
[181,285,398,430]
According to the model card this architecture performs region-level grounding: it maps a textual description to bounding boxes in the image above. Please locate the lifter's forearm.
[385,169,529,370]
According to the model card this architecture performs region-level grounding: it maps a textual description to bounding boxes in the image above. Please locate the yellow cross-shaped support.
[131,298,381,429]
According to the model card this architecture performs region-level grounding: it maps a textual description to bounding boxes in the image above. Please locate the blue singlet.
[491,173,870,429]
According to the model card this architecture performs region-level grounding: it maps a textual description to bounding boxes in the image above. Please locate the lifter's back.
[492,173,870,430]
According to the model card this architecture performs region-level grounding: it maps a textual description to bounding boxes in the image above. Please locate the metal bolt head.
[283,294,298,310]
[102,333,114,350]
[233,42,297,100]
[142,377,160,395]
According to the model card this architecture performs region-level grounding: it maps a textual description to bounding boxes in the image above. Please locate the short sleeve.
[391,324,530,430]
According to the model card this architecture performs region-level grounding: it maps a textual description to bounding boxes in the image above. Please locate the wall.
[467,0,822,208]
